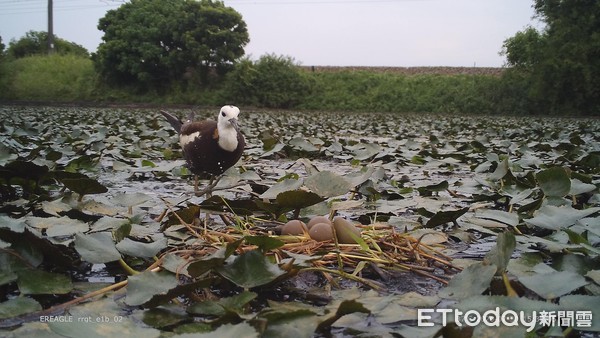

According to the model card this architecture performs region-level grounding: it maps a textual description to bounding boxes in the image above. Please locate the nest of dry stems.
[161,209,463,288]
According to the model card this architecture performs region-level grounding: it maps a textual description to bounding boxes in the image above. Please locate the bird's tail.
[160,111,183,133]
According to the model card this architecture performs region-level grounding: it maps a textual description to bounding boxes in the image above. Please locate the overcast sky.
[0,0,539,67]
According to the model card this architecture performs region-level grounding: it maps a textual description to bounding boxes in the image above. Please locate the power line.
[0,0,122,15]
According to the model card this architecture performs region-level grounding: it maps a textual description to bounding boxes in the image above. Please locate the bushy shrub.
[2,54,96,101]
[222,54,312,108]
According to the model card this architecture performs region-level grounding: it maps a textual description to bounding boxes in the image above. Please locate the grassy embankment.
[0,54,519,114]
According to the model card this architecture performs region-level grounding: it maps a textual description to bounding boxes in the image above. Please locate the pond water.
[1,106,598,337]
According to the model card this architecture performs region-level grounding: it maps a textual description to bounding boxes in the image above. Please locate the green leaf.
[5,160,49,180]
[275,190,324,210]
[519,270,588,299]
[559,295,600,332]
[536,166,571,197]
[115,236,167,258]
[26,216,89,238]
[524,205,600,230]
[259,178,303,199]
[484,232,516,275]
[304,171,353,197]
[217,250,286,288]
[111,192,152,207]
[489,157,509,181]
[425,207,470,228]
[474,209,519,227]
[438,262,497,300]
[17,269,73,295]
[0,216,26,233]
[74,232,122,263]
[125,270,179,306]
[188,291,257,317]
[316,299,370,332]
[0,298,42,319]
[185,322,259,338]
[289,137,319,152]
[244,236,284,253]
[417,180,449,196]
[61,177,108,197]
[187,248,228,277]
[142,306,189,329]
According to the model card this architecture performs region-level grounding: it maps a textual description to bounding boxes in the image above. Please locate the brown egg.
[333,217,361,244]
[308,222,334,242]
[307,215,331,229]
[281,220,308,235]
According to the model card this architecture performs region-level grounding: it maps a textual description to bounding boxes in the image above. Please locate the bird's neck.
[217,124,238,152]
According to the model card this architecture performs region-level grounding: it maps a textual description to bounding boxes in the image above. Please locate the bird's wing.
[161,111,183,134]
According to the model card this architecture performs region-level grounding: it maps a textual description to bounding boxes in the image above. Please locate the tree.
[94,0,249,88]
[6,31,89,58]
[501,0,600,115]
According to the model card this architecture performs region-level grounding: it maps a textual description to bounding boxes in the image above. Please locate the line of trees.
[0,0,598,116]
[501,0,600,116]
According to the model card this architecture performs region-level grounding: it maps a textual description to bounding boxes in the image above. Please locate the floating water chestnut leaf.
[217,250,286,288]
[259,178,303,199]
[16,269,73,295]
[187,248,228,278]
[484,232,516,274]
[4,160,49,181]
[188,291,257,317]
[0,298,42,319]
[474,209,519,227]
[74,232,121,263]
[438,262,497,300]
[304,171,353,198]
[142,306,189,329]
[275,190,324,210]
[125,270,179,306]
[244,235,285,253]
[524,205,600,230]
[111,192,152,208]
[424,207,470,228]
[417,180,449,196]
[61,177,108,201]
[116,237,167,258]
[316,299,370,333]
[536,166,571,197]
[0,216,26,233]
[519,270,588,299]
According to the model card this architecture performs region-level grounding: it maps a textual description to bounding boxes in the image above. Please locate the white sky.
[0,0,539,67]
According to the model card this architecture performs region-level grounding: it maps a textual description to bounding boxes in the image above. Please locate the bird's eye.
[221,111,226,117]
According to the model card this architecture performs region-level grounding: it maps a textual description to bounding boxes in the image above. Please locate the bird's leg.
[195,174,223,197]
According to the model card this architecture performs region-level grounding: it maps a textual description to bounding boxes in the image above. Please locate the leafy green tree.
[0,36,5,57]
[502,0,600,115]
[6,31,89,58]
[94,0,248,88]
[223,54,312,108]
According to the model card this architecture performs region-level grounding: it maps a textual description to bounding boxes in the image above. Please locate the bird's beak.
[229,118,239,130]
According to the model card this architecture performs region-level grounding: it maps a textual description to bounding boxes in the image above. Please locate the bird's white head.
[217,105,241,152]
[218,105,240,131]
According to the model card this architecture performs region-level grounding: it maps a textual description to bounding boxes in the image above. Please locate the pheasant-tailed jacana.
[161,105,245,195]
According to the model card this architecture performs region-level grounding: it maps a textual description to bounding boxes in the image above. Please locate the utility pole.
[47,0,54,54]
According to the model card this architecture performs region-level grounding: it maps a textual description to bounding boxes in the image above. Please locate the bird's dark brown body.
[161,106,245,179]
[180,119,245,176]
